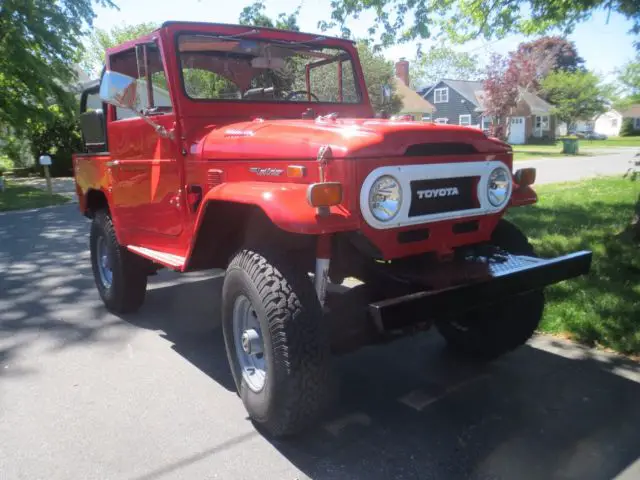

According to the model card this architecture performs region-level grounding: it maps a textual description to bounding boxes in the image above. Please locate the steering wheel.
[285,90,320,102]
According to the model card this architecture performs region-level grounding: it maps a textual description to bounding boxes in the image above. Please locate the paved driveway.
[2,206,640,479]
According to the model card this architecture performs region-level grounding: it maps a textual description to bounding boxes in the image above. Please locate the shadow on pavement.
[2,205,639,479]
[130,275,640,480]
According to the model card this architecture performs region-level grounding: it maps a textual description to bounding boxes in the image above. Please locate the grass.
[513,136,640,161]
[588,136,640,148]
[0,180,70,212]
[506,176,640,355]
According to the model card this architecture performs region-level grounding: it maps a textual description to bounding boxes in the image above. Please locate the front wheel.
[222,248,332,437]
[436,220,545,360]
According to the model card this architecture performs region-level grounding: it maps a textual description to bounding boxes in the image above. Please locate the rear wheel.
[436,220,545,360]
[90,210,148,314]
[222,248,332,437]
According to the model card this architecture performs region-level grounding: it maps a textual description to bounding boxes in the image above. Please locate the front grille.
[408,176,479,217]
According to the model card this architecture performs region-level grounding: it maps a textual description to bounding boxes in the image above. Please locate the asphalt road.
[2,205,640,480]
[517,148,638,184]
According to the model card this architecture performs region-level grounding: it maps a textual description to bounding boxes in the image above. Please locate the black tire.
[436,220,545,360]
[222,248,331,437]
[90,210,148,314]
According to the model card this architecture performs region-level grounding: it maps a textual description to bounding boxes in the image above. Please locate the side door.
[107,41,184,238]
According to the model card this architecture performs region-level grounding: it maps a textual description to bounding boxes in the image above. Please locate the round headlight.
[487,167,511,207]
[369,175,402,222]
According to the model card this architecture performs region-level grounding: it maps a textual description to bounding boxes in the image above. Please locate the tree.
[26,105,83,177]
[321,0,640,50]
[81,22,160,76]
[618,58,640,95]
[239,1,300,31]
[356,41,402,113]
[410,43,481,89]
[482,54,520,140]
[541,70,607,130]
[0,0,115,134]
[515,37,584,74]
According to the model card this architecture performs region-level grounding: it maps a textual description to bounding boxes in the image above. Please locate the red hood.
[196,118,510,160]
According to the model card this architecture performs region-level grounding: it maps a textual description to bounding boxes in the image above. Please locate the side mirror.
[99,71,140,111]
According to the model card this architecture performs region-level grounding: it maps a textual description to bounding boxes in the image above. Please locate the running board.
[127,245,186,270]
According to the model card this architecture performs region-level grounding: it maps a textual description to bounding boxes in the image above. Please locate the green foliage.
[239,2,301,31]
[27,105,82,177]
[620,118,640,137]
[618,58,640,95]
[321,1,640,50]
[0,0,116,134]
[0,128,33,168]
[506,177,640,354]
[81,22,160,76]
[541,70,607,129]
[0,181,70,212]
[0,155,13,174]
[356,41,402,114]
[410,43,480,89]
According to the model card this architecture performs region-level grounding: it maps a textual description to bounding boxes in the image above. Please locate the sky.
[91,0,637,81]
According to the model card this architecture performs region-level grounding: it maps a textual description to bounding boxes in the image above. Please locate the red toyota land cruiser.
[74,22,591,437]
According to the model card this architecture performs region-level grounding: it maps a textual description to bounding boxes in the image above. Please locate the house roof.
[621,104,640,118]
[424,79,552,114]
[519,88,553,114]
[394,77,435,114]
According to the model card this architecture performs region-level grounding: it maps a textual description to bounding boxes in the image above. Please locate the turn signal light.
[307,182,343,207]
[287,165,306,178]
[514,168,536,186]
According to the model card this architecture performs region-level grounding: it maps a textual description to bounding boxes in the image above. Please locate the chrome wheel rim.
[232,295,266,392]
[96,236,113,289]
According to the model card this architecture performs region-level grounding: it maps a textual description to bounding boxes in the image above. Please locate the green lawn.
[506,177,640,355]
[513,136,640,161]
[0,180,70,212]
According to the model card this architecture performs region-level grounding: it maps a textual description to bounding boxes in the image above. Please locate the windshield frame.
[174,31,364,106]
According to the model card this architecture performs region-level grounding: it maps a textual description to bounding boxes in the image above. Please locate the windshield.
[177,34,361,103]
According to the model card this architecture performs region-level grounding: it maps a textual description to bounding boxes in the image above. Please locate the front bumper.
[369,250,592,331]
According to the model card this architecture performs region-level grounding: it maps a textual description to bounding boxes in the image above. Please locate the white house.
[556,108,623,137]
[593,110,622,136]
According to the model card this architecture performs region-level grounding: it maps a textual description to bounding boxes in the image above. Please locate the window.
[459,114,471,126]
[177,34,360,104]
[109,43,172,120]
[635,118,640,129]
[611,119,618,127]
[481,116,492,130]
[535,115,550,130]
[433,87,449,103]
[434,117,449,124]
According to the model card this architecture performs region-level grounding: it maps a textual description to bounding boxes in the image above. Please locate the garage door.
[508,117,526,145]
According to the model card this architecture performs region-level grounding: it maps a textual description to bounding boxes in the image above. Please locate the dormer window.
[434,87,449,103]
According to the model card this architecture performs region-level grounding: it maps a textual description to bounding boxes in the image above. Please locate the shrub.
[620,118,640,137]
[27,106,82,177]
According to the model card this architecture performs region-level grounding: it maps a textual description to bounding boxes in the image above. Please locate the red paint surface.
[73,22,533,269]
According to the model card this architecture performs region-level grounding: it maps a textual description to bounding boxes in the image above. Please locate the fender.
[195,182,361,235]
[509,185,538,207]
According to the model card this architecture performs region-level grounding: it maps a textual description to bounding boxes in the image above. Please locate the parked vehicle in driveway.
[73,22,592,437]
[584,131,608,140]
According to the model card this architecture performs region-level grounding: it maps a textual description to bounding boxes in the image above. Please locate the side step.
[127,245,186,270]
